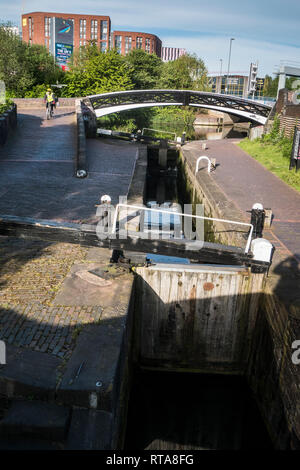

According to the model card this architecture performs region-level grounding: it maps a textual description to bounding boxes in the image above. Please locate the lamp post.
[225,38,235,94]
[219,59,223,94]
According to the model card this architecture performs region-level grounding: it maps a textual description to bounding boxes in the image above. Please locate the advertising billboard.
[53,18,74,69]
[55,18,73,46]
[55,43,73,70]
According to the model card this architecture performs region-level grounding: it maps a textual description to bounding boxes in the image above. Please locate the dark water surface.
[124,370,273,450]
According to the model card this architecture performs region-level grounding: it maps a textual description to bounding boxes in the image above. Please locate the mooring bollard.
[95,194,112,236]
[250,203,266,238]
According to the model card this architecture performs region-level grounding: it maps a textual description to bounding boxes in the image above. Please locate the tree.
[159,53,210,91]
[123,49,162,89]
[0,23,62,97]
[263,74,300,97]
[64,48,133,96]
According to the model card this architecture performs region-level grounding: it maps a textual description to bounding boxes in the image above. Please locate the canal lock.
[121,144,274,450]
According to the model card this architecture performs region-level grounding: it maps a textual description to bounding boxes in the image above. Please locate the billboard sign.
[53,18,74,69]
[55,43,73,69]
[55,18,73,46]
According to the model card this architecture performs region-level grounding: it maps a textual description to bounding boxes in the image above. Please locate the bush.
[0,99,13,114]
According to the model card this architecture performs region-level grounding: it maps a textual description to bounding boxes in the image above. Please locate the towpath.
[0,107,137,222]
[0,106,137,407]
[182,138,300,309]
[183,138,300,263]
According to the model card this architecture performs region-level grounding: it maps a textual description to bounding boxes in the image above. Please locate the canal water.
[144,145,217,264]
[145,121,248,141]
[124,370,273,450]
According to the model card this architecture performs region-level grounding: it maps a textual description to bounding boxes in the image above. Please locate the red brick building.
[21,12,111,52]
[112,31,162,57]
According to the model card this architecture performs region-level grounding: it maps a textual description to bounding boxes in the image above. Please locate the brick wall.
[275,89,300,137]
[22,12,111,51]
[112,30,162,57]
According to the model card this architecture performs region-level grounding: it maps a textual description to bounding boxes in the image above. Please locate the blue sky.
[1,0,300,76]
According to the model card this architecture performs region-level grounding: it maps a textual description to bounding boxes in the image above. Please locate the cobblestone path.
[0,107,137,359]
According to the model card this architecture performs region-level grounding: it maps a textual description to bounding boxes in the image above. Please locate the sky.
[1,0,300,76]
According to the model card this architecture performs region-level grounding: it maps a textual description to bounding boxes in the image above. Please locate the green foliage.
[97,107,155,133]
[153,106,196,126]
[0,99,13,114]
[260,115,293,158]
[238,117,298,191]
[0,24,62,97]
[263,74,300,97]
[24,84,50,98]
[0,23,63,97]
[123,49,162,89]
[159,53,211,91]
[63,47,133,96]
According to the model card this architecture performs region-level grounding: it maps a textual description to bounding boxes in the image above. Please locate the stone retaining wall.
[0,104,17,145]
[13,98,77,108]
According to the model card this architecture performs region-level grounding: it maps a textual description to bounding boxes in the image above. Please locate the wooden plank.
[0,214,269,270]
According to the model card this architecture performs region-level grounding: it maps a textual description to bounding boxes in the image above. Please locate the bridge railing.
[86,89,272,120]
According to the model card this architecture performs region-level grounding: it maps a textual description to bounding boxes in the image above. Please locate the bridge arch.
[85,89,273,125]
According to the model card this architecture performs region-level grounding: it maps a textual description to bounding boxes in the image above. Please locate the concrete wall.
[135,264,265,374]
[0,104,17,146]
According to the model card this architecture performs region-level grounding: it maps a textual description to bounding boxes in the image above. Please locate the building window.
[44,17,51,38]
[125,36,132,54]
[91,19,98,40]
[101,20,108,40]
[79,19,86,39]
[114,35,122,53]
[145,38,150,53]
[100,41,107,52]
[136,37,143,49]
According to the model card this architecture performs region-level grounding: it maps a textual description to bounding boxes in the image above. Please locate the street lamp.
[225,38,235,94]
[219,59,223,94]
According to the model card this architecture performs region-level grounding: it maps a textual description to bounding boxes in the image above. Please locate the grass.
[238,138,300,192]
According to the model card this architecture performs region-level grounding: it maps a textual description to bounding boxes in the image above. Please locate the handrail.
[111,203,254,254]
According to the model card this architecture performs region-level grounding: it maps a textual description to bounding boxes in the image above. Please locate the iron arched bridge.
[85,89,273,125]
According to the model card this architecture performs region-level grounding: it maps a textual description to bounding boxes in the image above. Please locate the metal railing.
[111,203,254,254]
